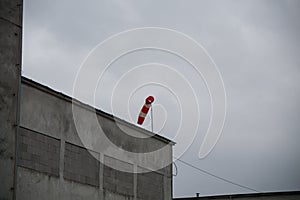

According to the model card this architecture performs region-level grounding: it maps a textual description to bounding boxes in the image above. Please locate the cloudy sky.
[23,0,300,197]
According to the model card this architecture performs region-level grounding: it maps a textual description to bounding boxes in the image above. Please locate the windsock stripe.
[139,112,147,118]
[137,104,151,125]
[141,105,150,113]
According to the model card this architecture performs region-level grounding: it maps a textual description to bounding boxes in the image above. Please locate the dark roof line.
[173,191,300,199]
[21,76,175,145]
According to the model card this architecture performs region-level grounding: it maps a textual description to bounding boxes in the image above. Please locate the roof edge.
[21,76,175,145]
[173,191,300,199]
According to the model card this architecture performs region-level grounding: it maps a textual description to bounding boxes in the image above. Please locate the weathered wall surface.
[18,127,60,177]
[17,167,101,200]
[0,0,22,199]
[16,78,173,200]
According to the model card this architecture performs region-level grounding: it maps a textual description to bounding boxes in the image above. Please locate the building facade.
[15,77,174,200]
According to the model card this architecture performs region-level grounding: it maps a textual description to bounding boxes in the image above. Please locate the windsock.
[137,96,154,125]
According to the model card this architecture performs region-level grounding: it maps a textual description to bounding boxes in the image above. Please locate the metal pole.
[150,105,153,132]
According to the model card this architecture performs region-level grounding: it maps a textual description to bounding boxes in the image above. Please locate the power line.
[175,158,260,193]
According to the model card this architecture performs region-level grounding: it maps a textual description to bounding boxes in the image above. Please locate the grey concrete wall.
[17,167,101,200]
[16,78,173,200]
[64,142,99,187]
[103,155,134,197]
[18,127,60,177]
[0,0,22,199]
[137,167,164,200]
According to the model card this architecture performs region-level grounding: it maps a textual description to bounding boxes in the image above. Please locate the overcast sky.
[23,0,300,197]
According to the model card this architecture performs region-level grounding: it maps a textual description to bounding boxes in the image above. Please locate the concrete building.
[0,1,174,199]
[174,191,300,200]
[16,77,174,200]
[0,0,23,199]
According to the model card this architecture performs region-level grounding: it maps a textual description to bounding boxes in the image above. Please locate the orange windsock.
[137,96,154,125]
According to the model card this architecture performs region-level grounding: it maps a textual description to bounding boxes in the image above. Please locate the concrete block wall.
[15,78,174,200]
[64,142,99,187]
[18,127,60,176]
[103,155,134,196]
[137,168,164,200]
[16,125,170,200]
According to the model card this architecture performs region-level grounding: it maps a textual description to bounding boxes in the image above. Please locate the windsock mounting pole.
[150,105,153,133]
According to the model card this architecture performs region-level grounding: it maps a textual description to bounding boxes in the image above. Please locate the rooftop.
[21,76,175,145]
[174,191,300,199]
